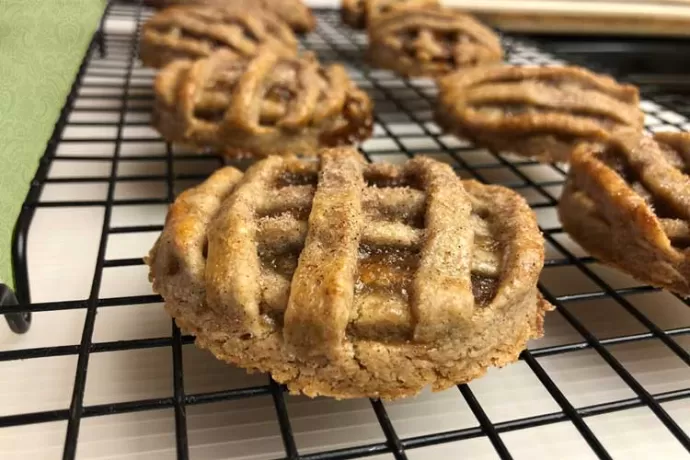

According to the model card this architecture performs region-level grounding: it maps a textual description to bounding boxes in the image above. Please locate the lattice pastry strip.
[153,50,373,159]
[146,167,243,307]
[367,6,503,77]
[559,129,690,296]
[140,5,298,69]
[436,65,644,162]
[148,148,550,399]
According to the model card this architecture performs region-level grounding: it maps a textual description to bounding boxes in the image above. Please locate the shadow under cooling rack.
[0,2,689,460]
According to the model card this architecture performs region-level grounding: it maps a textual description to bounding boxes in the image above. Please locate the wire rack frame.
[0,2,689,460]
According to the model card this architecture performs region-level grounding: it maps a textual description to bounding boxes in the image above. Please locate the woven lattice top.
[573,130,690,252]
[141,5,297,67]
[150,149,545,359]
[438,65,644,141]
[368,6,503,73]
[153,50,373,155]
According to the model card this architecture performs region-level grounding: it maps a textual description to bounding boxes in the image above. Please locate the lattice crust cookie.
[341,0,439,30]
[147,148,552,399]
[140,5,298,69]
[560,130,690,296]
[367,6,503,77]
[436,65,644,163]
[152,50,373,159]
[257,0,316,34]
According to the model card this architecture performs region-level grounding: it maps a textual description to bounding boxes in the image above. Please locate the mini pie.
[436,65,644,162]
[153,50,373,159]
[367,6,503,77]
[147,148,552,399]
[140,5,298,69]
[341,0,439,30]
[559,129,690,296]
[142,0,316,33]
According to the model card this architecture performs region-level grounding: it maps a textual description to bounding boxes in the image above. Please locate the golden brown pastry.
[560,129,690,296]
[367,6,503,77]
[139,5,298,69]
[152,50,373,159]
[147,149,552,399]
[143,0,316,33]
[436,65,644,162]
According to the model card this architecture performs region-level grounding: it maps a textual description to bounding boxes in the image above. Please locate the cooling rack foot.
[1,284,31,334]
[97,30,106,58]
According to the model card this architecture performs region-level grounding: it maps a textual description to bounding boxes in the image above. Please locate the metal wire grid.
[1,2,689,459]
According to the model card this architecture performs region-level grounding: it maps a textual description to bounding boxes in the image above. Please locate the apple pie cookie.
[436,65,644,162]
[367,6,503,77]
[153,50,373,159]
[147,148,552,399]
[140,5,298,69]
[560,129,690,296]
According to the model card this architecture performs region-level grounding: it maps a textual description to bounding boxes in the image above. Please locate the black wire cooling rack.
[1,2,690,459]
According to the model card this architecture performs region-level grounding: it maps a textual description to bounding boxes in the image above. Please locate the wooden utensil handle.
[445,0,690,36]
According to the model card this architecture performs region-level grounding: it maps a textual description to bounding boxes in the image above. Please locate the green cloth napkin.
[0,0,105,289]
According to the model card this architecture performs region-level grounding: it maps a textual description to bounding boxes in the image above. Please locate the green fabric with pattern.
[0,0,105,288]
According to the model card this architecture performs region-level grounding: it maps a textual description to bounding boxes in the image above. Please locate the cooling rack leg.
[0,284,31,334]
[97,30,106,58]
[96,0,111,58]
